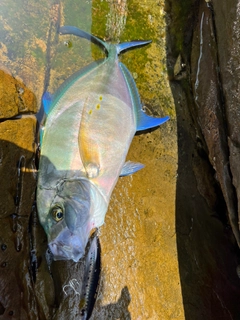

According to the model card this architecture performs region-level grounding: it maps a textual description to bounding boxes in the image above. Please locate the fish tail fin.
[116,40,151,55]
[59,26,151,56]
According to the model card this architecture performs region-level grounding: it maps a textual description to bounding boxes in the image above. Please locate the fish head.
[37,179,94,262]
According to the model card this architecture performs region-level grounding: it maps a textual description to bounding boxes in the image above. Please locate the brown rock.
[212,0,240,241]
[190,0,240,245]
[170,0,240,318]
[0,70,37,119]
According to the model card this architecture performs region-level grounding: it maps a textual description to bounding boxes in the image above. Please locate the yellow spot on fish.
[96,104,100,110]
[99,96,102,101]
[89,110,92,115]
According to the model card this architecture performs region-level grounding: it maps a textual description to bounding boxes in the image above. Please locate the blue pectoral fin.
[42,92,53,115]
[120,161,145,177]
[136,111,170,131]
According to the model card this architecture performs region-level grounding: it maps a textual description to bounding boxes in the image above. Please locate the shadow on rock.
[92,285,131,320]
[0,135,53,319]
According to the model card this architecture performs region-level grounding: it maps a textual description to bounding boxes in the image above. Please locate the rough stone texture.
[191,1,240,245]
[174,82,240,319]
[167,0,240,318]
[0,70,37,118]
[212,0,240,243]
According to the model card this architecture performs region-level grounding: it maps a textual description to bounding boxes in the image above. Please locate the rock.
[191,0,240,245]
[211,0,240,243]
[0,71,37,118]
[169,0,240,318]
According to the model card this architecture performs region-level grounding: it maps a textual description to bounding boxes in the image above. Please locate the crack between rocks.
[0,114,36,122]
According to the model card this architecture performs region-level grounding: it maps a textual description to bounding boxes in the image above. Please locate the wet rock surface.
[92,124,181,319]
[0,70,37,118]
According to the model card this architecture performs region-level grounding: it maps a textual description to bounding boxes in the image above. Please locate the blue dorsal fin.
[120,161,145,177]
[42,92,53,115]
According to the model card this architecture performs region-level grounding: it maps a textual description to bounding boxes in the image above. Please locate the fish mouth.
[48,223,91,262]
[49,241,85,262]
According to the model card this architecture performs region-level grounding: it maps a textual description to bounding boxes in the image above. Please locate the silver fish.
[37,26,169,262]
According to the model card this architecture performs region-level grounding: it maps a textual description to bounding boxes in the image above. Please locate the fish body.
[37,27,169,262]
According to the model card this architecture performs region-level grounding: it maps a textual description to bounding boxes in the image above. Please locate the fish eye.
[51,206,64,222]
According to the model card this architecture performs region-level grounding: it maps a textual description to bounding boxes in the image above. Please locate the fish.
[37,26,169,262]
